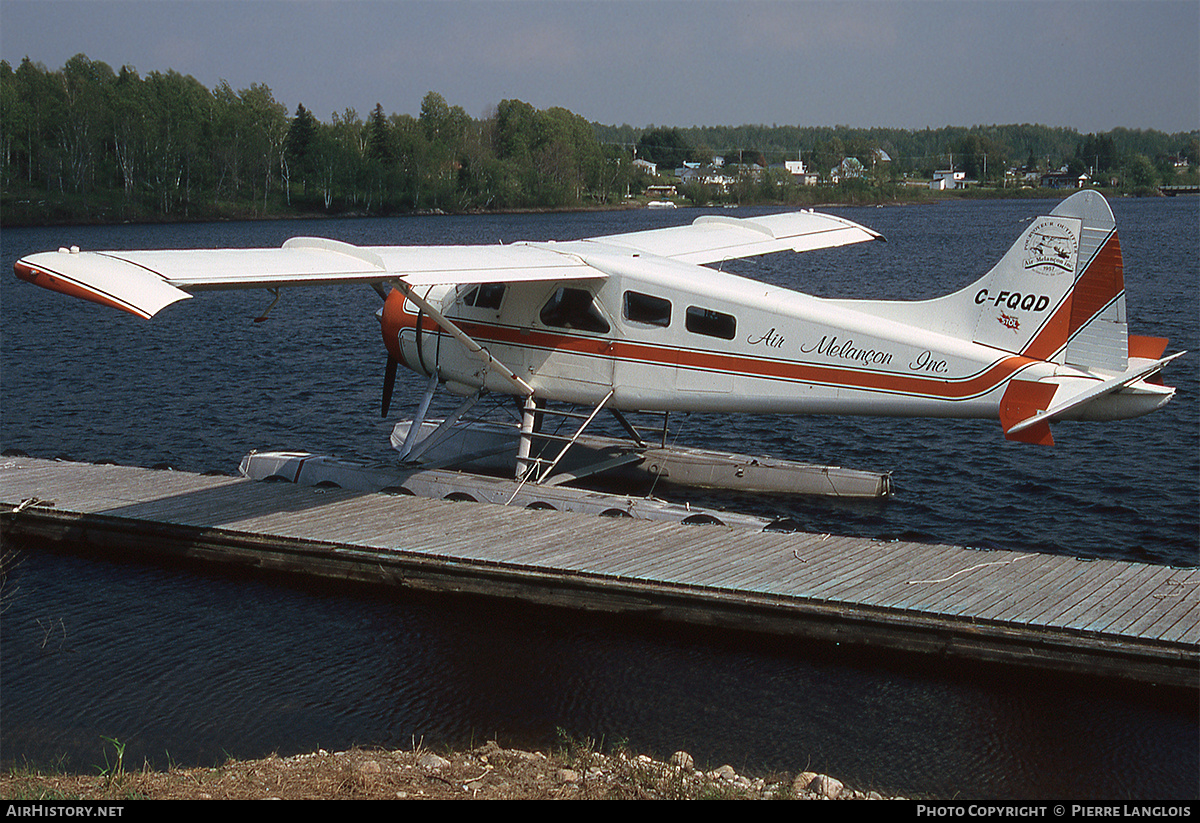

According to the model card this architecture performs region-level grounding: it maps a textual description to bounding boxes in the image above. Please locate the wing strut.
[533,389,615,485]
[395,281,533,398]
[396,370,441,460]
[401,390,485,465]
[509,390,617,496]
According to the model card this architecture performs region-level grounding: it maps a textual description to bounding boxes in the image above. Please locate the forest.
[2,55,1197,225]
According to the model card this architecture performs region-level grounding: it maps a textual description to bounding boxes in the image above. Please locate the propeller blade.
[381,355,398,418]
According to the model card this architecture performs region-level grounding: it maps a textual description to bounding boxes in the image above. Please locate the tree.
[143,70,211,214]
[364,103,392,162]
[956,133,1005,182]
[1077,133,1116,175]
[319,108,367,209]
[1124,154,1158,192]
[636,127,690,170]
[418,92,473,210]
[284,103,320,201]
[109,65,147,203]
[363,104,395,209]
[58,54,115,194]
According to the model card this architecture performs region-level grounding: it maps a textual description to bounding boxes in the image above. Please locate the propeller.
[381,355,398,418]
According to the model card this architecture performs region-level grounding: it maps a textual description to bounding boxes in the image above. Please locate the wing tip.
[14,255,189,319]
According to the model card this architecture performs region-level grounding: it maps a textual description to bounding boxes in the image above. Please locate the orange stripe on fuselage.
[384,300,1039,403]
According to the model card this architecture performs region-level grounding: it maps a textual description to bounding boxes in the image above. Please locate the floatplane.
[13,190,1183,528]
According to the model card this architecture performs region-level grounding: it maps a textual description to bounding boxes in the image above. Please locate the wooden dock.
[2,456,1197,689]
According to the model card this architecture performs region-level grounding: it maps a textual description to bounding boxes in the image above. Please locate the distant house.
[930,169,966,190]
[644,184,677,199]
[830,157,866,184]
[633,158,658,176]
[676,165,734,192]
[1040,170,1089,189]
[772,159,818,185]
[725,162,764,180]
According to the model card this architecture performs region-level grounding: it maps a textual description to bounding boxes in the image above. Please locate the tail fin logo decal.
[998,312,1020,331]
[1023,219,1078,274]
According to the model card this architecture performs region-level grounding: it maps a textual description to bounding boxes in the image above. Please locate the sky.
[1,0,1197,134]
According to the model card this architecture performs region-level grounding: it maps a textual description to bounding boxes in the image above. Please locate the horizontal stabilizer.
[1006,351,1186,437]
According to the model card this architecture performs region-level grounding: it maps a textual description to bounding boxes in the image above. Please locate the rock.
[417,752,451,771]
[557,768,580,784]
[669,751,694,771]
[709,764,738,781]
[794,771,843,799]
[357,759,381,774]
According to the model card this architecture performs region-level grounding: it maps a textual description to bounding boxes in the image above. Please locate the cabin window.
[623,291,671,327]
[539,287,610,334]
[685,306,736,340]
[461,283,506,310]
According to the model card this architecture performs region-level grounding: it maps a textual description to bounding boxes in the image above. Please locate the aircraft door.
[528,284,615,401]
[612,288,677,407]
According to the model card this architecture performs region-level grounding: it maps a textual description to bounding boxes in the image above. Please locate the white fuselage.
[384,240,1111,422]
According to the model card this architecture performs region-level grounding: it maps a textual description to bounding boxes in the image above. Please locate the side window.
[685,306,736,340]
[623,291,671,327]
[539,287,610,333]
[461,283,506,310]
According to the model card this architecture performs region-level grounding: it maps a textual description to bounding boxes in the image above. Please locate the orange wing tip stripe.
[1000,379,1058,446]
[14,261,153,319]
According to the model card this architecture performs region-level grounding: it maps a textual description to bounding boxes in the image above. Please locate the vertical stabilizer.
[971,190,1127,373]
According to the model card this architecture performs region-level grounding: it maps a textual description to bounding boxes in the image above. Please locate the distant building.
[1040,171,1089,189]
[830,157,866,183]
[1018,168,1042,186]
[769,158,817,185]
[676,165,741,192]
[931,169,966,190]
[633,158,658,176]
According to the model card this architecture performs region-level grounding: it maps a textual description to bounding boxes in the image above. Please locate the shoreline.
[0,187,1147,230]
[2,740,896,800]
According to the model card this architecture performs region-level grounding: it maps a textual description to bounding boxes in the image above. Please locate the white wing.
[14,238,599,319]
[14,210,881,319]
[585,210,883,264]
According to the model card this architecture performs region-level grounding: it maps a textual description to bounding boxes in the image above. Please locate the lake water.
[1,196,1196,799]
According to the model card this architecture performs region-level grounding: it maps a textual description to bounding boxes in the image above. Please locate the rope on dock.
[1153,579,1200,599]
[905,553,1034,585]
